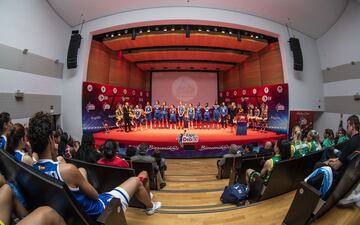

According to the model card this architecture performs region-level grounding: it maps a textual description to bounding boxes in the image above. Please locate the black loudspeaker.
[289,37,303,71]
[67,31,82,69]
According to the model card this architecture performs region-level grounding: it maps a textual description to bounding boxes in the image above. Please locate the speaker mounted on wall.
[289,37,303,71]
[67,30,82,69]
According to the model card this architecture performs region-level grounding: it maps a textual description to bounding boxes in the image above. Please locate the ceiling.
[47,0,348,39]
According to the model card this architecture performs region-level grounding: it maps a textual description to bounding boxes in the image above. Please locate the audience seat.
[131,161,161,190]
[0,150,127,225]
[231,156,271,185]
[65,158,145,208]
[217,155,255,180]
[282,151,360,225]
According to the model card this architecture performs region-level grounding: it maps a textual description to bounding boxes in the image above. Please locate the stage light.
[255,35,259,39]
[180,26,185,31]
[124,29,128,34]
[155,27,159,31]
[206,28,210,32]
[139,29,143,33]
[117,32,121,36]
[250,34,254,38]
[163,27,167,32]
[221,30,225,34]
[229,30,232,35]
[147,28,151,32]
[105,34,109,37]
[198,27,202,32]
[171,26,175,31]
[213,27,218,32]
[131,29,136,40]
[110,33,114,37]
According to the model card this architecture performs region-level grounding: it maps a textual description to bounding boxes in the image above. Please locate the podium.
[235,114,248,136]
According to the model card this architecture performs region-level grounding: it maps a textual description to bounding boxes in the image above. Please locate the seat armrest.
[97,198,127,225]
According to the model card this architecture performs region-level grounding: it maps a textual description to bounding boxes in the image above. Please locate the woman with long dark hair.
[57,132,72,158]
[0,112,12,150]
[6,123,33,165]
[76,133,101,163]
[97,140,129,168]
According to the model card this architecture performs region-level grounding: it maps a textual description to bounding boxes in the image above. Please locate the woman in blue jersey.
[213,101,220,129]
[144,101,153,129]
[161,102,169,128]
[178,101,185,129]
[0,112,12,150]
[169,105,177,130]
[6,123,33,165]
[188,103,195,129]
[153,100,162,128]
[195,103,202,129]
[29,112,161,218]
[203,103,211,129]
[220,102,228,129]
[134,105,143,131]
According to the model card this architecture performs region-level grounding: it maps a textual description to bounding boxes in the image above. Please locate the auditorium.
[0,0,359,224]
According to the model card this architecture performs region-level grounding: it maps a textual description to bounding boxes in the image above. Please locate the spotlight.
[111,33,114,37]
[139,29,143,34]
[186,25,190,38]
[22,49,28,54]
[237,31,241,41]
[147,28,151,32]
[124,29,128,34]
[213,27,218,32]
[155,27,159,31]
[171,26,175,31]
[250,34,254,38]
[229,30,232,35]
[221,30,225,34]
[117,32,121,36]
[163,27,167,32]
[180,26,185,31]
[131,29,137,40]
[105,34,109,37]
[206,28,210,32]
[255,35,259,39]
[198,27,202,32]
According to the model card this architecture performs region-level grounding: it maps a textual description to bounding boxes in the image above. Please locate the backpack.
[220,183,249,204]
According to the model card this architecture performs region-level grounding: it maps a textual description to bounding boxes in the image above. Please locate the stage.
[93,128,287,158]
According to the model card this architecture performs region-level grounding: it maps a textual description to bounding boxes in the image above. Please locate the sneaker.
[145,201,161,215]
[338,192,360,205]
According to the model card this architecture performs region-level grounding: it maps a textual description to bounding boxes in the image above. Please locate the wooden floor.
[125,158,360,225]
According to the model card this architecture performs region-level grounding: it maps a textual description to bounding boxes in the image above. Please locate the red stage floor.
[93,128,286,151]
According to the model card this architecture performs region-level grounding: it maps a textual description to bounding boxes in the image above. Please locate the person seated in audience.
[246,139,291,189]
[218,144,242,167]
[0,184,66,225]
[336,127,349,145]
[131,143,166,188]
[327,115,360,172]
[243,144,257,157]
[306,130,322,152]
[258,141,273,156]
[290,125,301,144]
[29,112,161,217]
[322,128,335,149]
[124,146,138,160]
[152,149,167,178]
[291,130,310,158]
[0,112,12,150]
[76,133,102,163]
[57,132,72,159]
[97,140,129,168]
[5,123,34,166]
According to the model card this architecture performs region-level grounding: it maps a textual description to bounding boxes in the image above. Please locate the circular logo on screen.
[233,90,237,96]
[252,88,257,94]
[242,90,246,95]
[87,84,93,92]
[98,94,104,102]
[264,87,269,94]
[113,88,118,94]
[171,76,198,102]
[132,90,136,96]
[277,85,283,93]
[262,95,268,102]
[101,86,106,93]
[123,89,127,95]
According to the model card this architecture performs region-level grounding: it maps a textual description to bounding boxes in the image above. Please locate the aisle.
[125,158,360,225]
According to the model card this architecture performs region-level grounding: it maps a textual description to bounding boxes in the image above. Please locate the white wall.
[315,0,360,135]
[317,0,360,69]
[59,7,324,139]
[0,0,71,123]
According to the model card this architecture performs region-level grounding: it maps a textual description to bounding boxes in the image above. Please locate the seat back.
[235,156,269,184]
[312,151,360,221]
[131,161,159,190]
[0,150,95,225]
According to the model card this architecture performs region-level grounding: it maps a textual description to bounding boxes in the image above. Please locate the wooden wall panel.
[259,43,284,85]
[239,55,261,88]
[87,40,147,89]
[87,41,110,84]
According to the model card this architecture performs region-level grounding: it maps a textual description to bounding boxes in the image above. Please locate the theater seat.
[232,156,270,185]
[131,161,160,190]
[65,158,145,208]
[0,150,127,225]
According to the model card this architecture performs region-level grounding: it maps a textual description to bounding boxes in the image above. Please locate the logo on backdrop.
[275,103,285,112]
[277,85,283,93]
[171,76,198,102]
[113,88,117,94]
[87,84,93,92]
[101,86,106,93]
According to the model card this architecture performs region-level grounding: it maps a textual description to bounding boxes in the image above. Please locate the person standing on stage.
[253,106,261,130]
[123,102,131,132]
[178,101,185,129]
[195,103,203,129]
[203,103,211,129]
[169,105,177,130]
[228,102,237,133]
[145,101,153,129]
[247,104,254,128]
[188,103,195,129]
[213,101,220,129]
[220,102,228,129]
[153,100,161,128]
[115,103,124,130]
[134,105,143,131]
[161,102,169,128]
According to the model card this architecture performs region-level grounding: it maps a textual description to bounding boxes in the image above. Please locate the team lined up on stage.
[115,101,269,132]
